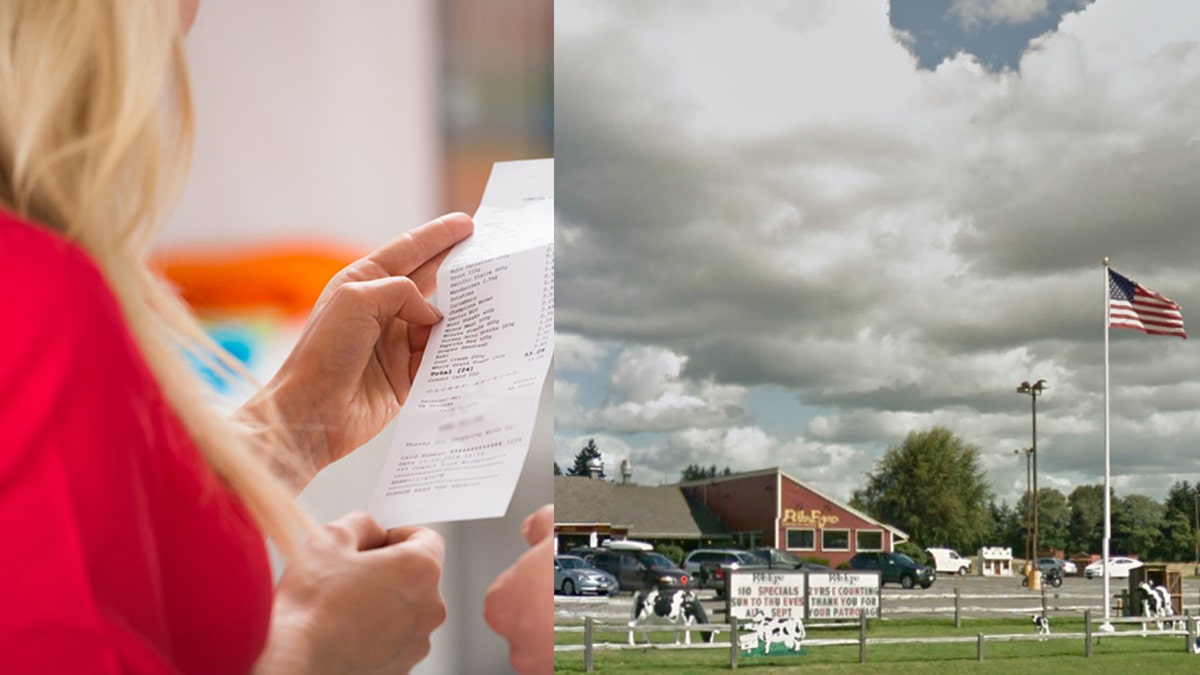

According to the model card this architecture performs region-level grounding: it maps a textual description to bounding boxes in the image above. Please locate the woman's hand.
[255,512,447,675]
[240,213,473,485]
[484,504,554,675]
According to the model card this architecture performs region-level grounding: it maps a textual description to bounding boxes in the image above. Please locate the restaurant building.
[554,466,907,567]
[681,468,908,568]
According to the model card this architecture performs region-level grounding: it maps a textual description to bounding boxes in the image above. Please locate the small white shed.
[977,546,1013,576]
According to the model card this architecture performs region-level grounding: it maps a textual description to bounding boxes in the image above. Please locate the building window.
[785,528,815,550]
[822,529,850,551]
[856,530,884,551]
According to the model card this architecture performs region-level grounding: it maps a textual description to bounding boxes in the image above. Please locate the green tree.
[566,438,605,478]
[553,462,562,476]
[851,426,993,553]
[1155,510,1194,562]
[986,499,1024,554]
[680,463,733,481]
[1113,493,1163,557]
[1067,484,1105,554]
[1016,487,1070,555]
[1160,481,1199,562]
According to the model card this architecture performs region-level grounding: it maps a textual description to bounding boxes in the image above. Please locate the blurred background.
[158,2,551,673]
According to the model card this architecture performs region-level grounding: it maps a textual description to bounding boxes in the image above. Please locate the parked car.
[682,548,760,581]
[589,547,690,593]
[554,555,618,596]
[1036,556,1078,576]
[681,549,761,596]
[848,552,936,589]
[1083,556,1143,579]
[565,546,604,563]
[751,547,831,571]
[926,547,972,576]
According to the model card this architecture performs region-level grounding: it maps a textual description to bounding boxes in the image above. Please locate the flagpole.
[1101,257,1114,632]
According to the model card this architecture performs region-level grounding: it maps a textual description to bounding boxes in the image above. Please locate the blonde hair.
[0,1,314,553]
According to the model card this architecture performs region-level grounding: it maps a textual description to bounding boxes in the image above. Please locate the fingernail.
[429,303,444,320]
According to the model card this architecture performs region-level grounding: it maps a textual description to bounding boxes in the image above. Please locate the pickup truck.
[698,547,828,598]
[848,551,935,589]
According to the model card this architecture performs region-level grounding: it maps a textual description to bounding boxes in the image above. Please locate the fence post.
[1186,610,1195,654]
[1084,609,1092,658]
[1040,584,1048,617]
[729,615,738,670]
[859,611,867,663]
[584,616,594,673]
[954,587,961,629]
[977,632,984,661]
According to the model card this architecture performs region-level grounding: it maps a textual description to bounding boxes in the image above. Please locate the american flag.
[1108,268,1186,339]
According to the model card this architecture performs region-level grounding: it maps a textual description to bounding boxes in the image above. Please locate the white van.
[926,547,972,575]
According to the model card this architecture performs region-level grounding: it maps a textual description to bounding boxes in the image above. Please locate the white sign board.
[727,569,807,621]
[806,571,881,619]
[727,569,808,657]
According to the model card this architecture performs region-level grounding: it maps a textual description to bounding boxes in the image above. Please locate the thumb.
[520,504,554,546]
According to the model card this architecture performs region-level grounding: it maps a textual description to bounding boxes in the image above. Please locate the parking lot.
[555,573,1200,624]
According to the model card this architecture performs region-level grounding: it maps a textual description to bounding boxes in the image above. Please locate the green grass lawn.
[554,617,1198,673]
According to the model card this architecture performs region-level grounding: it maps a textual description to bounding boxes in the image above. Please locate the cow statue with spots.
[627,587,712,645]
[1138,580,1182,633]
[746,608,806,655]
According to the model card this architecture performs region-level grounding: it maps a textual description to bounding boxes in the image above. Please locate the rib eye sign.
[806,571,881,619]
[726,569,881,657]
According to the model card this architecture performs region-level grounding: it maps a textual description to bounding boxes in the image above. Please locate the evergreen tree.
[1160,481,1199,562]
[1155,510,1194,562]
[986,499,1024,554]
[566,438,605,478]
[680,463,734,481]
[554,462,562,476]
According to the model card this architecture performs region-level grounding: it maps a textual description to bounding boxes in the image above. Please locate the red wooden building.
[680,468,908,568]
[554,467,908,568]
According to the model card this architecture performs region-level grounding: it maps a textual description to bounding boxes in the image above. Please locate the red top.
[0,211,273,673]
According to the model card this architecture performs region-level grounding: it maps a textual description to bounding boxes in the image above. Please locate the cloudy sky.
[553,0,1200,507]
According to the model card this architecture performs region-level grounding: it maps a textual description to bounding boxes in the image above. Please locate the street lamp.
[1016,379,1047,559]
[1014,447,1033,565]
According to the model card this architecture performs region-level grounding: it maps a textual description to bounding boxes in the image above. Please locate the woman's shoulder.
[0,210,124,327]
[0,210,110,293]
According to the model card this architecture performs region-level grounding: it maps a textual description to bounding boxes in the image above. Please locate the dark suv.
[848,552,935,589]
[589,550,690,593]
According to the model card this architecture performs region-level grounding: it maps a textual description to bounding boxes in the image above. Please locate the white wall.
[165,3,550,672]
[166,0,440,246]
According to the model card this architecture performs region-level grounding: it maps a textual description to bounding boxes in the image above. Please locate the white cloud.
[557,343,749,433]
[555,0,1200,503]
[554,332,608,373]
[610,345,688,403]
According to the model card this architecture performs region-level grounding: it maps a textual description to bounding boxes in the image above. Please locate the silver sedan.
[555,555,619,596]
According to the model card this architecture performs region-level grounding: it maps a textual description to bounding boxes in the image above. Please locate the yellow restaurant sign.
[781,508,840,529]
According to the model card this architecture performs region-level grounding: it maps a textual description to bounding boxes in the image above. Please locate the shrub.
[896,541,927,564]
[655,544,685,565]
[799,556,831,567]
[836,561,851,570]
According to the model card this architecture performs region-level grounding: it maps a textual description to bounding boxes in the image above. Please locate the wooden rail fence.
[555,609,1200,672]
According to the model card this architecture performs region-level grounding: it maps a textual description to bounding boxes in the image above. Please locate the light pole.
[1016,379,1047,559]
[1014,447,1033,565]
